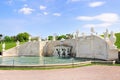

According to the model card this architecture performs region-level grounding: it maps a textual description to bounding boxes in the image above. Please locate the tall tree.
[16,32,30,42]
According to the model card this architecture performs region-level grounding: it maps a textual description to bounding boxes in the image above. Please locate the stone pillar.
[2,43,5,52]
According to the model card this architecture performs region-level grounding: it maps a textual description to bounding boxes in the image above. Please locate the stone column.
[2,43,5,52]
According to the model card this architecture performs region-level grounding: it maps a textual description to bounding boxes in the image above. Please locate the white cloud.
[40,5,47,10]
[76,13,119,23]
[95,13,119,23]
[19,7,34,15]
[83,23,112,28]
[76,13,119,28]
[43,12,48,15]
[76,16,94,21]
[89,1,105,8]
[53,13,61,16]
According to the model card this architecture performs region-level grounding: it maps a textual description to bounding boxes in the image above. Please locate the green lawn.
[0,42,25,52]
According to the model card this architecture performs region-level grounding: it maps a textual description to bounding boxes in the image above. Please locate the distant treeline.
[0,32,30,42]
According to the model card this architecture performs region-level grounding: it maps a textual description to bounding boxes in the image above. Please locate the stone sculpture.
[104,29,109,40]
[28,36,31,42]
[16,40,20,47]
[109,31,116,49]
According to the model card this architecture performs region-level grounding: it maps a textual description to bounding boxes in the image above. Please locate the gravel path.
[0,65,120,80]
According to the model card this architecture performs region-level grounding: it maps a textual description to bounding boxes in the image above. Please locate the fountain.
[54,45,72,57]
[0,28,119,66]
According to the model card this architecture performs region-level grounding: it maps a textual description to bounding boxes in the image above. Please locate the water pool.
[0,57,92,66]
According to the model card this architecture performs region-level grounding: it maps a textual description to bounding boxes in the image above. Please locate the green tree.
[115,33,120,49]
[48,36,53,40]
[66,34,73,39]
[56,35,66,40]
[0,34,2,42]
[16,32,30,42]
[4,36,12,42]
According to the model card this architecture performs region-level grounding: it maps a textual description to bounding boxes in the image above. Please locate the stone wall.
[75,35,109,60]
[2,47,18,57]
[44,35,118,60]
[18,41,40,56]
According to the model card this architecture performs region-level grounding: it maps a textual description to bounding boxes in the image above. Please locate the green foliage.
[48,36,53,40]
[56,35,66,40]
[115,33,120,49]
[4,36,17,42]
[101,33,120,49]
[4,36,10,42]
[0,42,16,52]
[16,32,29,42]
[66,34,73,39]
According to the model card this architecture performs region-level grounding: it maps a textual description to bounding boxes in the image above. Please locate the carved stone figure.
[109,31,116,49]
[82,32,85,38]
[104,29,109,40]
[91,27,95,35]
[28,36,31,42]
[16,40,20,47]
[75,29,80,38]
[72,32,76,39]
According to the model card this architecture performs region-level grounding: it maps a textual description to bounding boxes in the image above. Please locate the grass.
[0,42,25,52]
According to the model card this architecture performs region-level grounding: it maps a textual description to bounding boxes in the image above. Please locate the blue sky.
[0,0,120,38]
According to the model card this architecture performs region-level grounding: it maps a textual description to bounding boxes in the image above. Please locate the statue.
[82,32,85,38]
[72,32,76,39]
[38,37,41,42]
[104,29,109,40]
[109,31,116,49]
[90,27,95,35]
[2,43,5,52]
[53,36,56,41]
[16,40,20,47]
[28,36,31,42]
[75,29,80,38]
[53,33,57,41]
